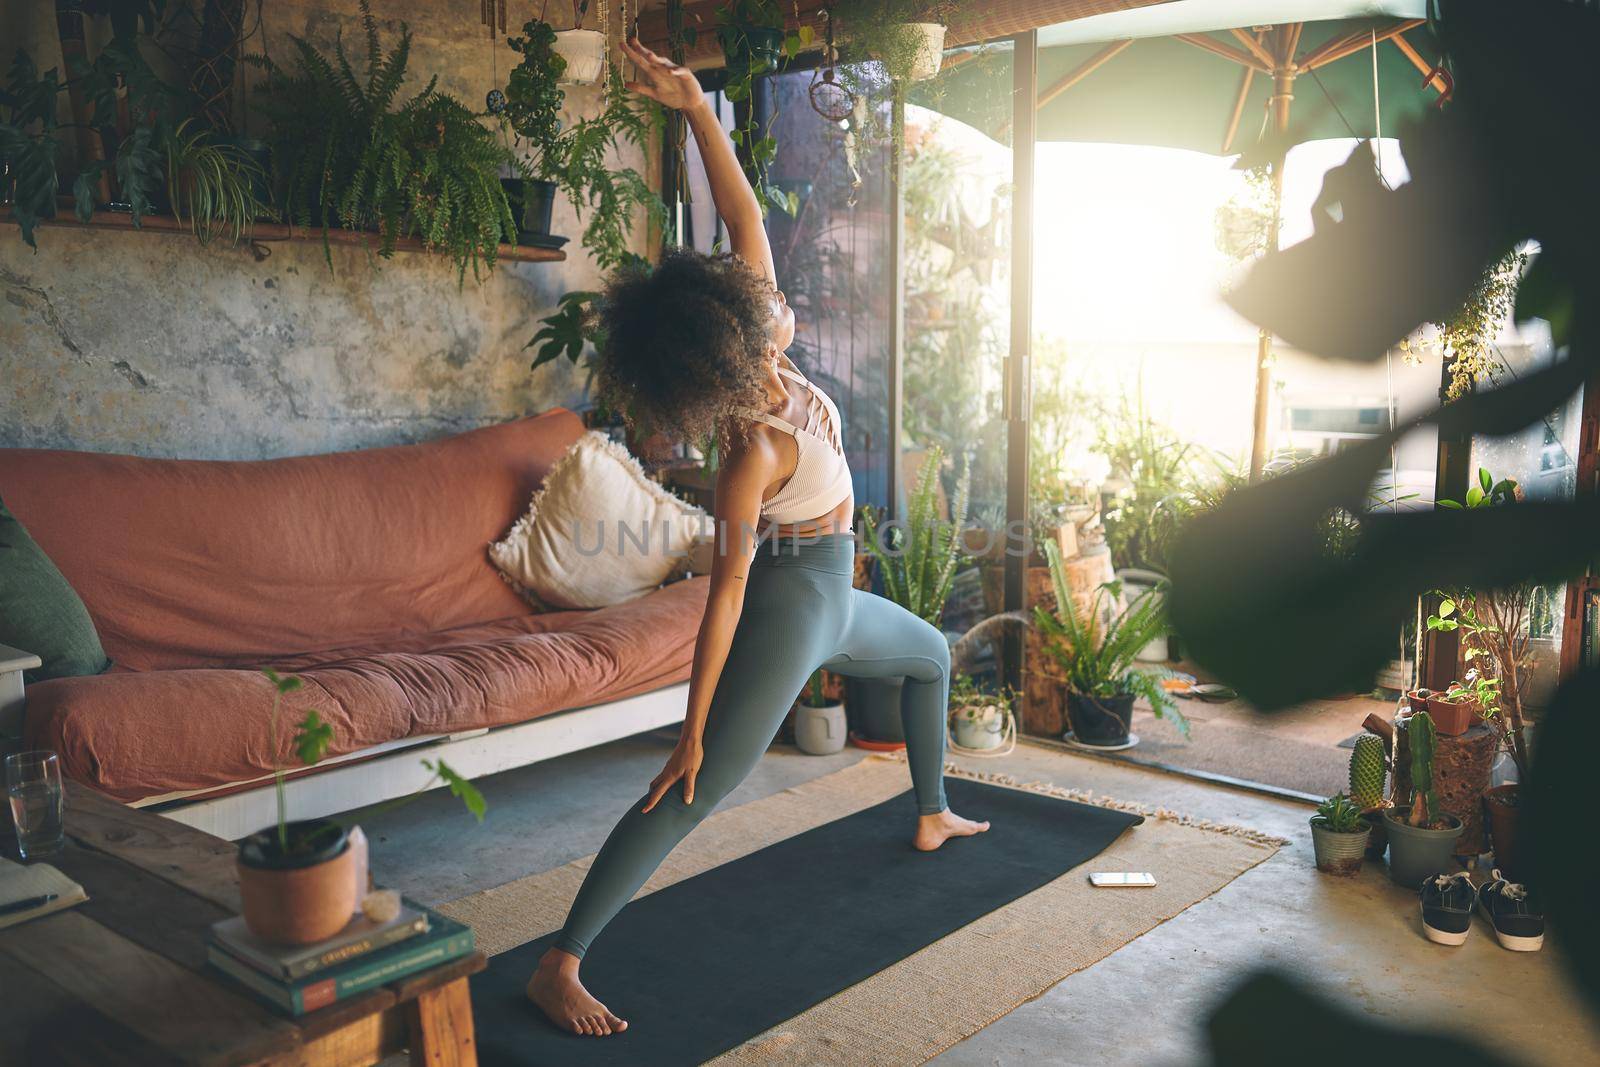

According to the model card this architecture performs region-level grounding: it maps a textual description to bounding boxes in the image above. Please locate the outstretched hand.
[621,36,704,112]
[641,736,704,813]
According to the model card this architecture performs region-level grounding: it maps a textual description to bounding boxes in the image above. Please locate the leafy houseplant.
[792,669,846,755]
[1383,709,1464,887]
[948,674,1015,754]
[1425,682,1477,737]
[850,447,969,743]
[1036,539,1186,748]
[237,669,485,945]
[1310,793,1370,876]
[714,0,810,217]
[252,1,516,280]
[835,0,961,83]
[163,119,275,244]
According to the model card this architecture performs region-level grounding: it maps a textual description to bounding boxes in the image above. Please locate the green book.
[209,904,428,981]
[208,904,474,1016]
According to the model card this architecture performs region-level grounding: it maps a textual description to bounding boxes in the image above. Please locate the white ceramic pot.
[952,704,1006,751]
[794,702,847,755]
[898,22,946,82]
[554,29,606,85]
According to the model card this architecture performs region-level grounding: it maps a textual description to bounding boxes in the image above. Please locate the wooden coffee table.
[0,781,485,1067]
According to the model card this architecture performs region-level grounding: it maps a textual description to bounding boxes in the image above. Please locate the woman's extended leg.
[824,589,990,850]
[528,557,841,1034]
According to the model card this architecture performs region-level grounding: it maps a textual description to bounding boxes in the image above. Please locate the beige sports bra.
[747,365,853,524]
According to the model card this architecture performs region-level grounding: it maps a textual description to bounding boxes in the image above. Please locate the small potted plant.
[947,675,1015,754]
[1035,541,1187,748]
[502,17,567,244]
[1310,793,1370,876]
[716,0,789,76]
[1383,709,1465,887]
[1405,686,1433,715]
[550,2,606,85]
[1426,681,1477,736]
[238,670,485,944]
[792,670,846,755]
[1348,733,1390,859]
[836,0,962,82]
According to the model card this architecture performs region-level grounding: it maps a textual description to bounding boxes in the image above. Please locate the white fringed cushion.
[489,432,707,610]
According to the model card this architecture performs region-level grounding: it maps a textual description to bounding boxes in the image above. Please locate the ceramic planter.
[554,29,606,85]
[237,820,356,945]
[1426,693,1475,736]
[1484,784,1525,881]
[1361,807,1389,859]
[952,704,1008,751]
[794,701,847,755]
[724,27,785,75]
[1383,809,1464,888]
[500,178,558,241]
[847,676,905,744]
[1066,691,1135,747]
[1310,819,1370,876]
[896,22,947,81]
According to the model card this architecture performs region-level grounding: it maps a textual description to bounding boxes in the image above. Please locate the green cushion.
[0,494,111,684]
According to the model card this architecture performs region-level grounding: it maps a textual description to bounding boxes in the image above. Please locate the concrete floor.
[349,731,1599,1067]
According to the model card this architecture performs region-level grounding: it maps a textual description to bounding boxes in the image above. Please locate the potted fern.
[854,447,969,744]
[238,670,485,945]
[1035,540,1186,748]
[1383,709,1465,887]
[253,1,516,280]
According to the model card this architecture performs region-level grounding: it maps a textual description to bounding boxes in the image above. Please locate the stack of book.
[207,898,474,1015]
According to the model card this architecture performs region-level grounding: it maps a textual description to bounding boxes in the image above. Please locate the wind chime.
[480,0,508,40]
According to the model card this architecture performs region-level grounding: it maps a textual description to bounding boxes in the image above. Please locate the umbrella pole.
[1248,60,1295,482]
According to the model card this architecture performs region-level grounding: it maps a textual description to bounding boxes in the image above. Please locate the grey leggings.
[554,533,949,959]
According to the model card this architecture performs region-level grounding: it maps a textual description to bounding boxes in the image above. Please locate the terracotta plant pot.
[1426,693,1476,737]
[1405,688,1433,716]
[1484,784,1525,882]
[237,820,357,945]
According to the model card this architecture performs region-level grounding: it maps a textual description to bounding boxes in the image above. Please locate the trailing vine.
[1403,247,1528,400]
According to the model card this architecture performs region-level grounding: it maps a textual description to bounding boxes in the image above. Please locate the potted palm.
[855,448,969,744]
[238,670,484,944]
[1310,793,1370,876]
[792,670,846,755]
[1383,709,1465,887]
[1035,541,1187,748]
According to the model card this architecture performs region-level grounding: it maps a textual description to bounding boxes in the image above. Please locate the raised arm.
[622,36,776,285]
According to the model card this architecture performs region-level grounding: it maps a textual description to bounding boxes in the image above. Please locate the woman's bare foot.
[527,948,628,1036]
[913,809,991,851]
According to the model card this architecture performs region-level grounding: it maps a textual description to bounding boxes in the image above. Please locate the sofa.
[1,410,708,831]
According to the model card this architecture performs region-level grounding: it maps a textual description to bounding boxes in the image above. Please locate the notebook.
[0,857,88,929]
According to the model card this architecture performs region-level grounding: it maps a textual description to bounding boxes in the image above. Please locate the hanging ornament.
[486,87,507,114]
[480,0,506,40]
[810,8,855,122]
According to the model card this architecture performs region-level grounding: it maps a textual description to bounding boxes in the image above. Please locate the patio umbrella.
[923,1,1449,479]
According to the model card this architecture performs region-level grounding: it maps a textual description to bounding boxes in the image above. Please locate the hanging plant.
[833,0,960,85]
[713,0,811,217]
[1403,247,1529,400]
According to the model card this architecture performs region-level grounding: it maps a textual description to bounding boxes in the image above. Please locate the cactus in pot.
[1349,735,1387,810]
[1349,733,1390,858]
[1384,709,1464,887]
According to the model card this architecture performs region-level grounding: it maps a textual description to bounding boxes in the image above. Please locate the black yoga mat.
[470,776,1142,1066]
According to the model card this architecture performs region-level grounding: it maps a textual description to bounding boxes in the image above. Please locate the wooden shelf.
[2,206,567,264]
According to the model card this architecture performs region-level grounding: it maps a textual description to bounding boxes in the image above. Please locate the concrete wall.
[1,1,651,460]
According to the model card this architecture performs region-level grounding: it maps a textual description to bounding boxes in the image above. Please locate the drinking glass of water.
[6,750,65,860]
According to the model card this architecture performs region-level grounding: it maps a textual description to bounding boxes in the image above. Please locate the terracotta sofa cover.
[3,412,708,801]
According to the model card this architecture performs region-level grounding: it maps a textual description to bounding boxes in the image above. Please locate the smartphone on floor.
[1089,871,1157,888]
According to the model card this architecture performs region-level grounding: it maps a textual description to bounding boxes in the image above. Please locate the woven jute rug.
[440,753,1285,1066]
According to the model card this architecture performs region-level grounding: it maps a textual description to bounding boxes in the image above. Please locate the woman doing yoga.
[526,37,990,1037]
